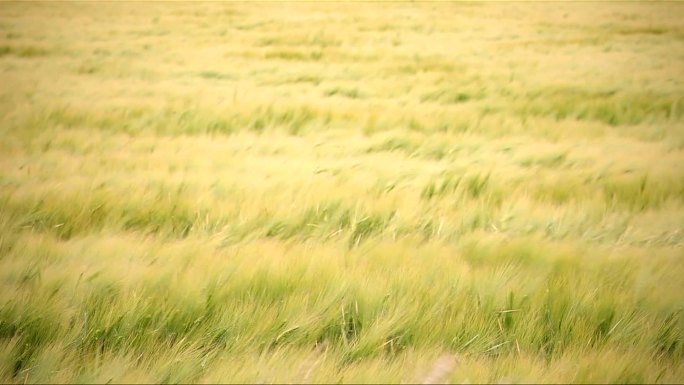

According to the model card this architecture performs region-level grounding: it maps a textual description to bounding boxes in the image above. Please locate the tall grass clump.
[1,1,683,383]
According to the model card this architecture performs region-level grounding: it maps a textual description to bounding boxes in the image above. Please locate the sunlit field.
[1,2,683,383]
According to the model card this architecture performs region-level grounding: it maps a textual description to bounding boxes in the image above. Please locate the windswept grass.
[1,1,683,384]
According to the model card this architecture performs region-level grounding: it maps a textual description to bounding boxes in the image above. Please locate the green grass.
[0,1,683,383]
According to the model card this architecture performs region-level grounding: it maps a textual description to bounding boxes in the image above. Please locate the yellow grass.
[1,1,683,383]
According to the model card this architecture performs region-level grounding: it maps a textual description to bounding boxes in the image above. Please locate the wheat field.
[0,1,683,383]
